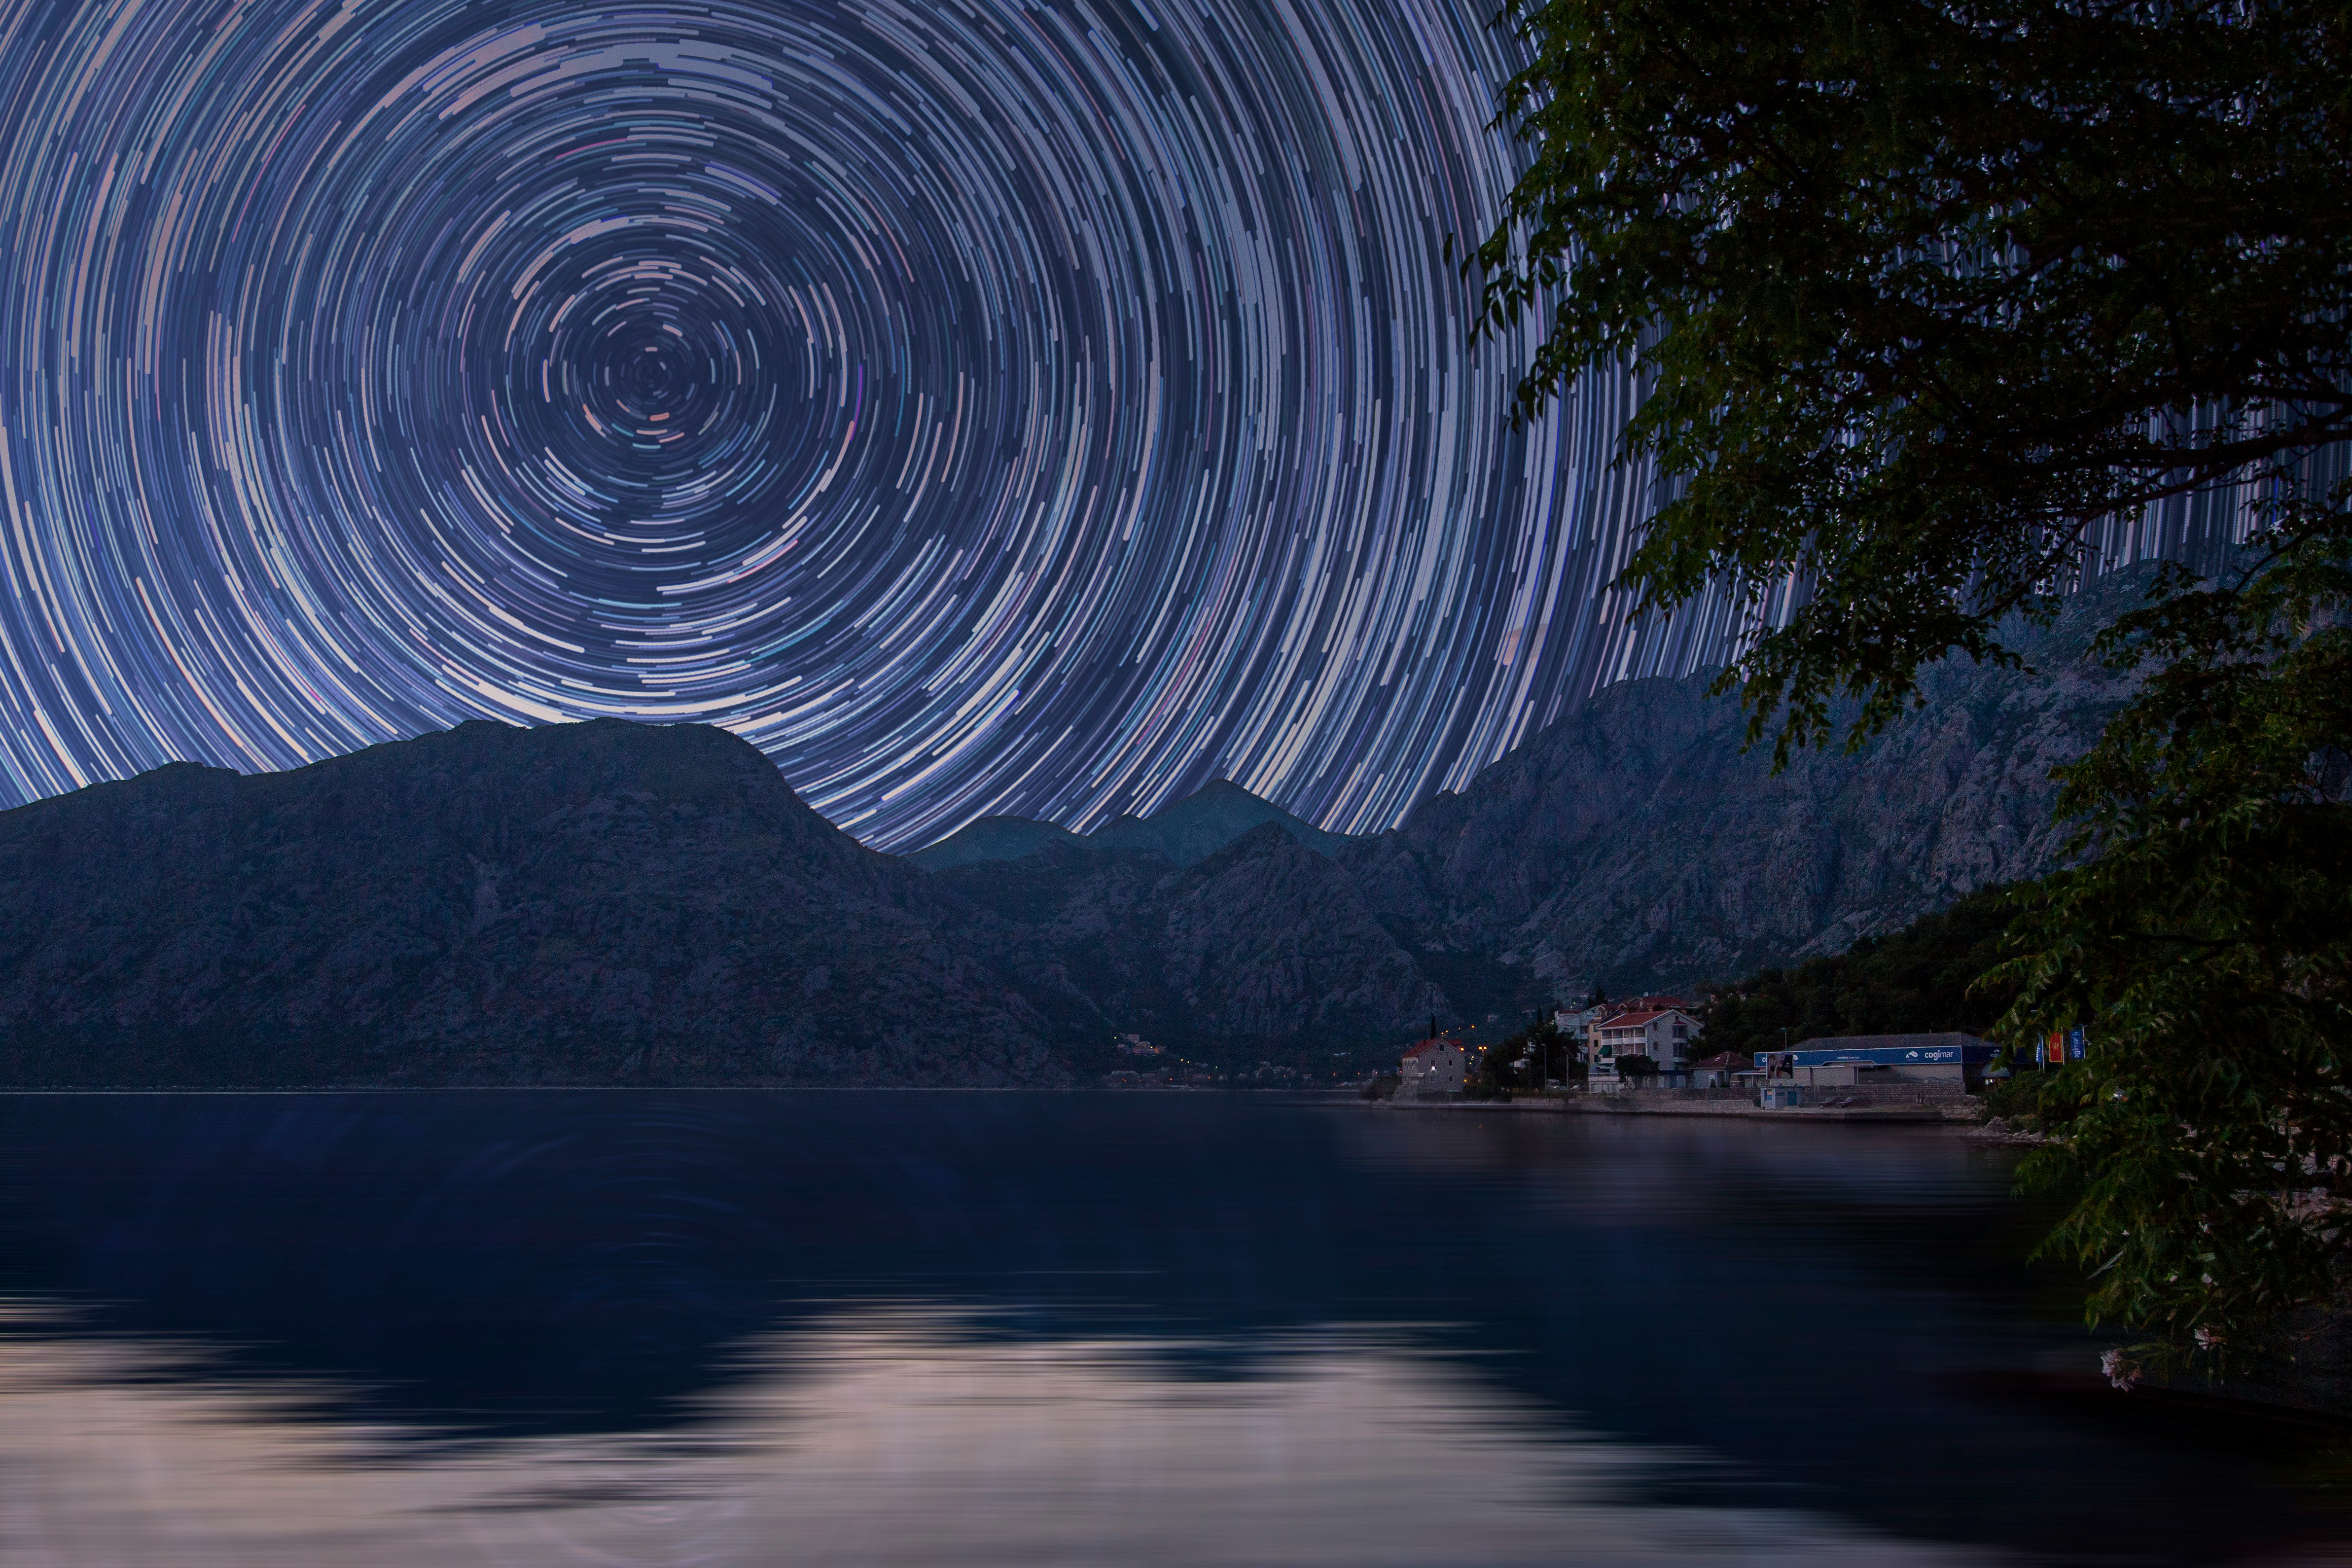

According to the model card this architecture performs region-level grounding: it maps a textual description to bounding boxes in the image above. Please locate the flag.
[2046,1030,2064,1065]
[2067,1028,2087,1061]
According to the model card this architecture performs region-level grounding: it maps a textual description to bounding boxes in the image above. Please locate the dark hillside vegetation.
[1700,886,2018,1056]
[0,719,1069,1087]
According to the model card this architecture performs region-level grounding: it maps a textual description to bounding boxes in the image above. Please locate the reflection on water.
[0,1092,2340,1564]
[0,1302,1985,1567]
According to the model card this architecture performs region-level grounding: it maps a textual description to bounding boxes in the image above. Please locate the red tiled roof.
[1598,1009,1672,1028]
[1403,1039,1459,1059]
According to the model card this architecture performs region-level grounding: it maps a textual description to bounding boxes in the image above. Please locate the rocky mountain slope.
[0,720,1067,1086]
[903,814,1088,871]
[931,590,2134,1025]
[1343,614,2128,1011]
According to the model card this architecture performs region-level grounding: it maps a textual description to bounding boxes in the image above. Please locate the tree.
[1990,524,2352,1366]
[1471,0,2352,1362]
[1485,1015,1566,1089]
[1470,0,2352,754]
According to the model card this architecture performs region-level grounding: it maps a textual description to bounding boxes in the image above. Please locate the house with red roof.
[1557,996,1691,1058]
[1617,994,1692,1014]
[1586,1005,1703,1087]
[1399,1035,1466,1099]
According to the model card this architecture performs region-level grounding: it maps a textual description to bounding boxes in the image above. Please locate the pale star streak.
[0,0,2239,847]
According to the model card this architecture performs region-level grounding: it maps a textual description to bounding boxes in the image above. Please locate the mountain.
[1340,593,2132,1012]
[924,585,2133,1033]
[937,824,1446,1065]
[0,720,1067,1087]
[905,778,1346,871]
[1083,781,1351,863]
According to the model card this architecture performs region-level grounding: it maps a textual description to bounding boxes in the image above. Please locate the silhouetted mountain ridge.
[918,582,2136,1025]
[937,822,1444,1056]
[0,586,2132,1083]
[1337,584,2134,1014]
[0,720,1066,1086]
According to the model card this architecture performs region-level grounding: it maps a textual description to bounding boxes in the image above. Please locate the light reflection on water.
[0,1302,1988,1567]
[0,1092,2339,1563]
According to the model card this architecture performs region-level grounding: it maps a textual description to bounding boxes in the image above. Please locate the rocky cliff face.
[1344,603,2130,1009]
[922,595,2130,1031]
[0,720,1066,1086]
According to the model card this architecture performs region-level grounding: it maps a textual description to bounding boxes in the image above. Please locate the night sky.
[0,0,1765,848]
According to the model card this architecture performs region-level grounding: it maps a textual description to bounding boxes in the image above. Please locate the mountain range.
[0,594,2131,1085]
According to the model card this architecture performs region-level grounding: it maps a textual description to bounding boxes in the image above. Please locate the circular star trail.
[0,0,1735,846]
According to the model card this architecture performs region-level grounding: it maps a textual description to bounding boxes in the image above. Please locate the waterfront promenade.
[1380,1087,1982,1125]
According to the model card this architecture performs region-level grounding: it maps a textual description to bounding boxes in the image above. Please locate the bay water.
[0,1091,2335,1565]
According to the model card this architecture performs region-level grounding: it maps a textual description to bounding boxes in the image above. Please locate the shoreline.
[1368,1093,1983,1126]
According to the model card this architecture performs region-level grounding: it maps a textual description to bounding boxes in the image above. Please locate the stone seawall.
[1377,1093,1980,1124]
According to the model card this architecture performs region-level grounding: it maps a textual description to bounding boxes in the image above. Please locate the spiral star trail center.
[0,0,1749,843]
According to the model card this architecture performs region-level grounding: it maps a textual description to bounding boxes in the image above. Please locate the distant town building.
[1115,1033,1162,1057]
[1586,1006,1703,1086]
[1399,1035,1466,1099]
[1556,995,1689,1046]
[1687,1050,1750,1088]
[1554,1004,1606,1045]
[1619,994,1692,1013]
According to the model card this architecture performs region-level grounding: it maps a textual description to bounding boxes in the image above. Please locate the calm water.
[0,1091,2336,1566]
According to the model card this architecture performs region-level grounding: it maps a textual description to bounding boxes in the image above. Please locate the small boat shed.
[1785,1033,1997,1088]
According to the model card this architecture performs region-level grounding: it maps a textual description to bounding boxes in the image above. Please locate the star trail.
[0,0,1761,847]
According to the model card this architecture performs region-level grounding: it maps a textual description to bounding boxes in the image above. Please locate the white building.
[1586,1007,1703,1086]
[1560,997,1687,1048]
[1399,1037,1466,1098]
[1553,1004,1607,1048]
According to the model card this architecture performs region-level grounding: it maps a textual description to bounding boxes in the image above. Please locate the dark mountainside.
[936,589,2131,1028]
[936,825,1445,1067]
[903,814,1087,871]
[1697,885,2019,1059]
[909,779,1344,870]
[0,590,2128,1084]
[0,721,1068,1086]
[1344,608,2127,1014]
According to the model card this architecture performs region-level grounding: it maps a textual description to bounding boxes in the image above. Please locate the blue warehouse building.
[1780,1033,1999,1089]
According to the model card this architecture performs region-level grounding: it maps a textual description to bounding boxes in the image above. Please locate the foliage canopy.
[1991,519,2352,1358]
[1471,0,2352,752]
